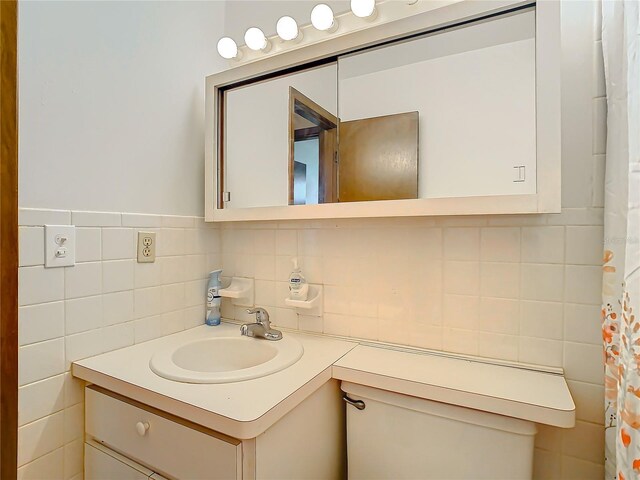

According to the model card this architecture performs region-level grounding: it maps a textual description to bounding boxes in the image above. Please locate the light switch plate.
[137,231,156,263]
[45,225,76,268]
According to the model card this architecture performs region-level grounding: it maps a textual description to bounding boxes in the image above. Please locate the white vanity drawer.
[85,440,153,480]
[85,386,242,480]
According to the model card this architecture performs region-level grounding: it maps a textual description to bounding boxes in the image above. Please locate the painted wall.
[16,1,227,477]
[18,1,227,216]
[223,0,349,39]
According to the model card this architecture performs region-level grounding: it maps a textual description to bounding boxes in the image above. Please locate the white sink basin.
[149,335,304,384]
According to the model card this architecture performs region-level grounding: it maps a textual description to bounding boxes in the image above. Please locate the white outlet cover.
[137,231,156,263]
[45,225,76,268]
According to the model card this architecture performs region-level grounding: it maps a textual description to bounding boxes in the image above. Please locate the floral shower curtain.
[601,1,640,478]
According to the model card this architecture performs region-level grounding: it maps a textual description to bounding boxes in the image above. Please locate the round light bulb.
[351,0,376,18]
[217,37,238,59]
[276,16,299,41]
[244,27,268,51]
[311,4,335,31]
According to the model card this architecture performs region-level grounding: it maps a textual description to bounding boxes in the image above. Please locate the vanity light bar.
[217,0,418,60]
[276,16,302,42]
[244,27,271,52]
[311,4,338,32]
[351,0,377,19]
[216,37,239,60]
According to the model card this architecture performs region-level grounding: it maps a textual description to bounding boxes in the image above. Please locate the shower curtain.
[601,1,640,478]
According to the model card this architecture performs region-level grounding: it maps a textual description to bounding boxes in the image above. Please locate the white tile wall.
[17,209,220,477]
[221,215,602,359]
[17,1,605,478]
[218,218,603,476]
[18,301,64,346]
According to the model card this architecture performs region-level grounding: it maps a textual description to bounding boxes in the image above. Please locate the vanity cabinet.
[84,380,345,479]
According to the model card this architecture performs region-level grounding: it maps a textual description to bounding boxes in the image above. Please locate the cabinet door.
[85,442,153,480]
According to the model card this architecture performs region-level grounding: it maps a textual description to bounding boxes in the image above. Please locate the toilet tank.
[342,382,537,480]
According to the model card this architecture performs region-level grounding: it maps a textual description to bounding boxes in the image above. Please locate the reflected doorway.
[289,87,338,205]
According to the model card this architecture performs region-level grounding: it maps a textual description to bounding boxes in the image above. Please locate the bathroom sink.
[149,335,304,384]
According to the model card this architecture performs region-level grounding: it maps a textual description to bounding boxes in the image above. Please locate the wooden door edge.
[0,0,19,477]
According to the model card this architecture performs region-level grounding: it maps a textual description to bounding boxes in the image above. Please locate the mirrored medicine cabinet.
[205,0,561,222]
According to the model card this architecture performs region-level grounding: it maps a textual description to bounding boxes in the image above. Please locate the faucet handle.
[245,307,270,325]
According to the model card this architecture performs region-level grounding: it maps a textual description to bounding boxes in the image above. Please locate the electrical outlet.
[137,231,156,263]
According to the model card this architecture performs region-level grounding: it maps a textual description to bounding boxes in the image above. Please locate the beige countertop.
[73,322,575,440]
[73,323,357,439]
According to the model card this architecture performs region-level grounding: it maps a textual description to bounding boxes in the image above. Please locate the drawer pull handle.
[136,421,150,436]
[343,394,366,410]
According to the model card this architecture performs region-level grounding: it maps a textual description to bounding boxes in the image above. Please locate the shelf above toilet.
[333,345,576,428]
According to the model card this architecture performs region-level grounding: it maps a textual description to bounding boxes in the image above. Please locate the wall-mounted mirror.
[223,63,337,209]
[221,9,535,210]
[207,1,560,221]
[338,10,536,199]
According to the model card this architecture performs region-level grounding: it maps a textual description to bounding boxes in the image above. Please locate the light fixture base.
[292,29,304,44]
[325,19,339,33]
[361,7,378,22]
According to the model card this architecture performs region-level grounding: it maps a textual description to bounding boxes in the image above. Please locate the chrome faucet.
[240,307,282,341]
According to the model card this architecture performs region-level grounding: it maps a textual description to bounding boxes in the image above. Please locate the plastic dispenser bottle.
[288,258,309,301]
[206,269,223,326]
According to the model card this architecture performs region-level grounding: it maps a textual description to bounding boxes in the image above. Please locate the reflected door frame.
[288,87,338,205]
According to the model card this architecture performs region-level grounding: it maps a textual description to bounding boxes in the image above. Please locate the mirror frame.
[205,0,560,222]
